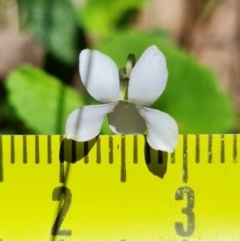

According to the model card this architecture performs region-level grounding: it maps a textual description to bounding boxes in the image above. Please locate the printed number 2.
[175,186,195,236]
[51,186,72,236]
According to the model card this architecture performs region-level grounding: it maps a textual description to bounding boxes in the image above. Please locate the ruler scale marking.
[208,135,212,163]
[133,135,138,164]
[121,136,126,182]
[221,134,225,163]
[10,135,15,164]
[23,135,27,164]
[35,135,40,164]
[47,135,52,164]
[84,141,89,164]
[170,151,175,164]
[233,134,237,163]
[145,142,151,164]
[59,137,65,183]
[195,135,200,163]
[109,136,113,164]
[71,140,76,163]
[96,137,101,164]
[60,135,66,183]
[182,135,188,183]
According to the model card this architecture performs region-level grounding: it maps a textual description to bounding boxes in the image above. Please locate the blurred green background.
[0,0,238,135]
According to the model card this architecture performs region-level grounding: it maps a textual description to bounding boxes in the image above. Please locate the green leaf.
[5,65,83,134]
[79,0,145,36]
[95,32,236,134]
[18,0,78,65]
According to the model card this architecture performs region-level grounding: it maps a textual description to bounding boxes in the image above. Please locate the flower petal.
[80,49,120,102]
[140,107,178,152]
[108,101,146,134]
[66,104,110,141]
[128,45,168,106]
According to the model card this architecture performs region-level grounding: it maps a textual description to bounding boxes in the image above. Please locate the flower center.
[119,54,135,103]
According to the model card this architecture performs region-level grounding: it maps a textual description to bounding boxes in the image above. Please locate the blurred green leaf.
[18,0,78,65]
[5,65,83,134]
[0,99,31,134]
[79,0,145,36]
[95,32,236,134]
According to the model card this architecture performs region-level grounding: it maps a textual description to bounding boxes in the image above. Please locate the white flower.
[66,45,178,152]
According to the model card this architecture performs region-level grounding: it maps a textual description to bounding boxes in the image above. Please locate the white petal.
[128,45,168,106]
[66,104,110,141]
[140,107,178,152]
[80,49,121,102]
[108,101,146,134]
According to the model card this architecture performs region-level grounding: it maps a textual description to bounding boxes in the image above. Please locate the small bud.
[119,54,136,101]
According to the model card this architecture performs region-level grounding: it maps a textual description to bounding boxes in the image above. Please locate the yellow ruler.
[0,134,240,241]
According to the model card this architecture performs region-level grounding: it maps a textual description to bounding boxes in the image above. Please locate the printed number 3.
[175,186,195,236]
[51,186,72,236]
